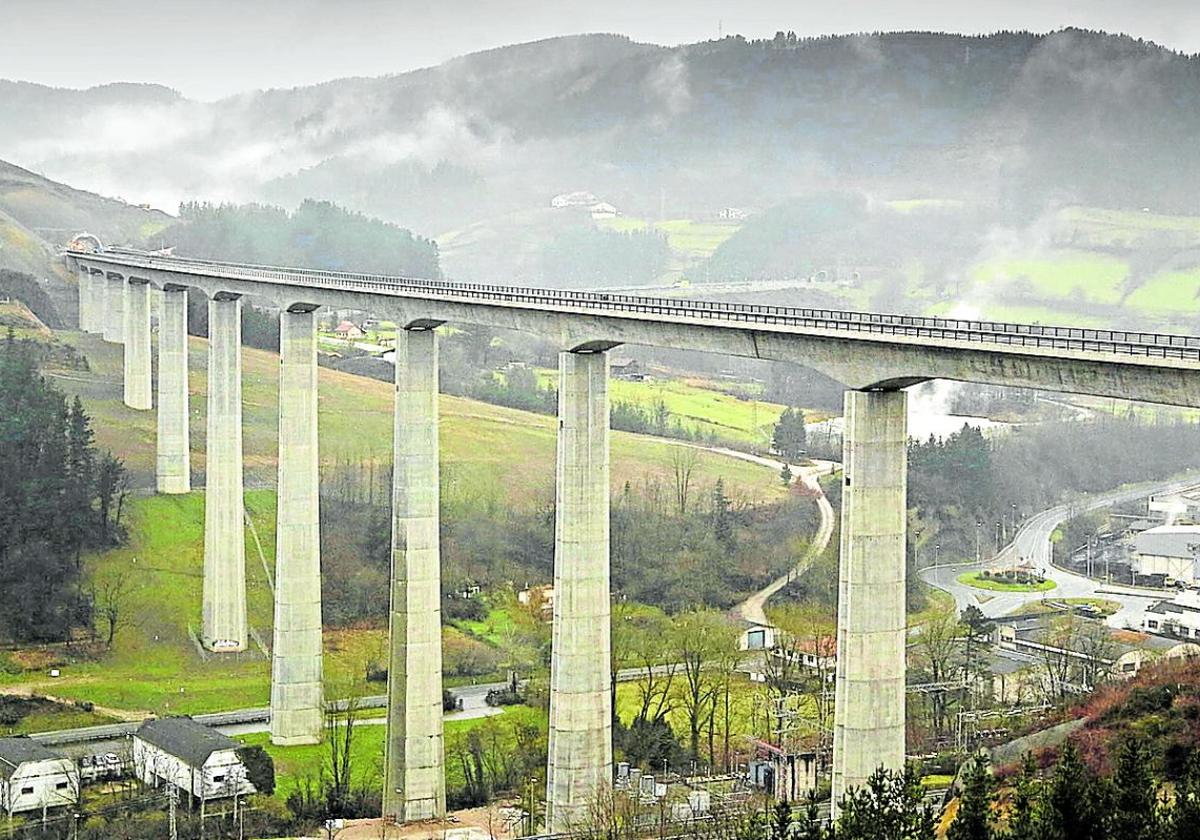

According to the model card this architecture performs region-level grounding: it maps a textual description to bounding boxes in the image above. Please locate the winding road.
[730,457,838,627]
[919,473,1200,626]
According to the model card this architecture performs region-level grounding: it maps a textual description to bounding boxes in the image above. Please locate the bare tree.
[672,610,739,764]
[911,607,963,742]
[670,447,701,515]
[93,571,133,646]
[765,604,837,751]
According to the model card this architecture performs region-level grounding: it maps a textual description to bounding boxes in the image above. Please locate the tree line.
[0,332,128,643]
[172,199,441,278]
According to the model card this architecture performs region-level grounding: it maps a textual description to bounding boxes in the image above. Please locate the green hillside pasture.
[533,367,830,447]
[48,333,781,505]
[597,217,741,258]
[237,705,547,800]
[971,251,1128,306]
[1058,206,1200,248]
[886,199,966,213]
[0,491,393,717]
[1125,269,1200,314]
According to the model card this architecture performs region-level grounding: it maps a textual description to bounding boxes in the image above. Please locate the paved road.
[731,458,838,627]
[919,473,1200,624]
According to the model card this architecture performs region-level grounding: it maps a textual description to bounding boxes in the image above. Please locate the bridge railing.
[83,251,1200,362]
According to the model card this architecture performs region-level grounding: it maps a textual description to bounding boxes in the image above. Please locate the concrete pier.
[122,280,153,410]
[102,273,124,343]
[156,287,191,494]
[545,349,612,833]
[77,266,93,331]
[831,388,907,812]
[202,294,247,652]
[271,306,324,745]
[383,326,445,823]
[92,270,109,337]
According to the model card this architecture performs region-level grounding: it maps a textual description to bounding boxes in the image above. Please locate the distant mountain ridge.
[1,29,1197,245]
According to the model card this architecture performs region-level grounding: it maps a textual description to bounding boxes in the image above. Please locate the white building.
[550,191,598,209]
[1143,588,1200,640]
[133,717,255,801]
[1147,485,1200,525]
[0,738,78,816]
[589,202,619,219]
[1134,525,1200,583]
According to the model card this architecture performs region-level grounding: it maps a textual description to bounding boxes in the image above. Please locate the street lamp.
[976,521,982,563]
[935,544,941,567]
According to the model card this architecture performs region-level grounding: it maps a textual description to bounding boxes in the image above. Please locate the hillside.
[0,323,789,719]
[0,158,175,324]
[2,30,1198,248]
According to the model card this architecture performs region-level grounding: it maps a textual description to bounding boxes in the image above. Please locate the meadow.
[48,332,782,504]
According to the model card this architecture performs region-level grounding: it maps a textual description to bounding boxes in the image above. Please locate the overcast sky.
[7,0,1199,100]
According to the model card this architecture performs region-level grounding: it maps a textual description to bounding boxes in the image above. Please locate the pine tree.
[1166,753,1200,840]
[1000,753,1039,840]
[1109,736,1159,840]
[1035,742,1110,840]
[835,766,936,840]
[772,407,808,461]
[949,757,995,840]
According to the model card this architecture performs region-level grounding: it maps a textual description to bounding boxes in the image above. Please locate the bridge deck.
[81,250,1200,364]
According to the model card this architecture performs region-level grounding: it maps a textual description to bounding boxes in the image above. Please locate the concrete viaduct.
[66,249,1200,828]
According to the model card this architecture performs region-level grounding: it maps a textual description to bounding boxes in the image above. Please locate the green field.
[971,251,1129,307]
[47,332,782,505]
[1125,268,1200,313]
[596,217,741,258]
[532,367,827,447]
[237,705,547,800]
[1058,206,1200,245]
[614,674,773,746]
[957,571,1057,593]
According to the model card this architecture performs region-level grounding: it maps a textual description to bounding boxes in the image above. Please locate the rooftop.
[0,738,65,780]
[135,717,241,767]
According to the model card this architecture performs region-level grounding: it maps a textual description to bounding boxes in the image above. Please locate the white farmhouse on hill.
[550,191,598,208]
[0,738,78,817]
[133,717,255,801]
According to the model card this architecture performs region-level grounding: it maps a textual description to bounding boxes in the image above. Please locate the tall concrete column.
[271,306,324,745]
[103,274,125,343]
[202,294,247,652]
[93,271,109,337]
[383,325,445,824]
[76,266,92,332]
[123,280,152,410]
[156,286,191,494]
[831,388,907,812]
[545,349,612,833]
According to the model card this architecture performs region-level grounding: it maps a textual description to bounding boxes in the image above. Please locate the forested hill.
[1,29,1197,237]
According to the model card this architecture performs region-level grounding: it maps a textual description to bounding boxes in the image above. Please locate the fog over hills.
[2,29,1198,287]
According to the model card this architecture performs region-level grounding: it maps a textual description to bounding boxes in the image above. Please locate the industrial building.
[1133,525,1200,584]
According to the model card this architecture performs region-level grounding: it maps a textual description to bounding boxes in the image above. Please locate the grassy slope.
[49,332,782,502]
[597,216,741,265]
[531,367,831,448]
[2,330,781,718]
